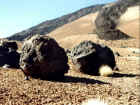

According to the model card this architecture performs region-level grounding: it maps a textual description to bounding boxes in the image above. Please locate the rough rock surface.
[95,0,135,40]
[20,35,69,80]
[0,40,20,68]
[69,40,116,75]
[0,40,18,51]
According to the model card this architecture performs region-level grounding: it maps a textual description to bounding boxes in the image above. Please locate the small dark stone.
[115,52,121,56]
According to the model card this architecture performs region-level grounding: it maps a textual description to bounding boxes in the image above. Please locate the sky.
[0,0,116,38]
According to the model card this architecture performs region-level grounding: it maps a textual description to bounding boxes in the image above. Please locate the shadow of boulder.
[111,72,140,78]
[48,76,110,85]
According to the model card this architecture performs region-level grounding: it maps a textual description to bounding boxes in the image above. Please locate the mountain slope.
[49,5,139,49]
[49,12,98,40]
[49,5,139,40]
[7,5,104,41]
[117,6,139,38]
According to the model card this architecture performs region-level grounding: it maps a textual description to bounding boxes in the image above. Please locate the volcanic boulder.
[0,40,18,51]
[0,40,20,68]
[95,1,131,40]
[69,40,116,76]
[0,46,9,67]
[20,35,69,80]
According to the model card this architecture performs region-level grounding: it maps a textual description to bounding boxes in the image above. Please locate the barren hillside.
[49,12,98,40]
[50,6,139,47]
[118,6,139,38]
[7,5,104,41]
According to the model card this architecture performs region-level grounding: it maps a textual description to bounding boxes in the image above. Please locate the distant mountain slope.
[94,0,140,40]
[50,4,139,41]
[49,5,139,49]
[7,4,104,41]
[118,6,139,38]
[49,12,99,40]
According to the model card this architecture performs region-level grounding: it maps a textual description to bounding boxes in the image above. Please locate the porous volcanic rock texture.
[69,40,116,75]
[20,35,69,80]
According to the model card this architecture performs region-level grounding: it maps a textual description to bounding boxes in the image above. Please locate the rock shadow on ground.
[111,72,140,78]
[45,75,110,85]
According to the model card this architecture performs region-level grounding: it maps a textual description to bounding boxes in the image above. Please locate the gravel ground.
[0,38,139,105]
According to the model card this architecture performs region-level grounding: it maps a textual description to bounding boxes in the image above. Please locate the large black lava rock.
[20,35,69,80]
[69,40,116,75]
